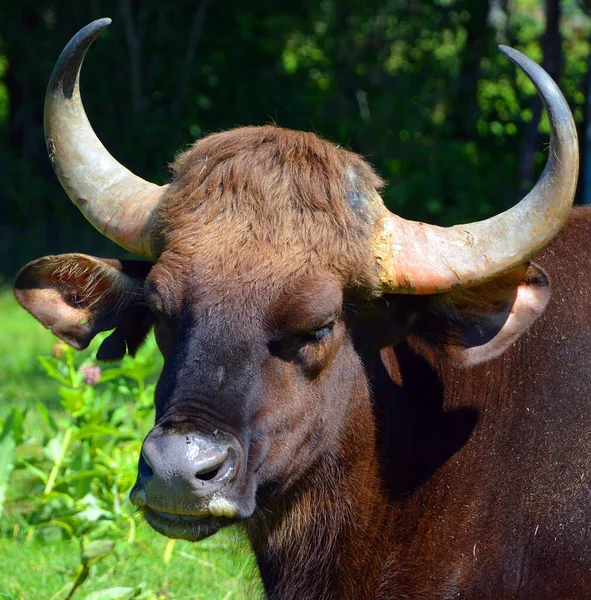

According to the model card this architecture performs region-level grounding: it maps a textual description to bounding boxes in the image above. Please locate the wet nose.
[137,430,237,500]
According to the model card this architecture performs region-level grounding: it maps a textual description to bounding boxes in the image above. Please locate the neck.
[245,398,394,600]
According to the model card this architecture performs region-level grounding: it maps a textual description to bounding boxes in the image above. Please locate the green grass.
[0,526,260,600]
[0,288,263,599]
[0,289,59,411]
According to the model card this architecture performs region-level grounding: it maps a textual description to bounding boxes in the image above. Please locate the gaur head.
[14,19,578,541]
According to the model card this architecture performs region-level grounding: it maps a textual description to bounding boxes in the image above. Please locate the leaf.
[19,458,49,483]
[120,358,156,381]
[31,492,76,522]
[75,493,115,523]
[59,386,87,416]
[47,518,75,537]
[44,434,66,463]
[82,539,115,562]
[95,367,125,383]
[83,587,142,600]
[76,504,114,523]
[0,432,16,514]
[1,408,26,446]
[68,563,90,599]
[108,405,129,427]
[35,401,59,433]
[38,356,71,386]
[56,469,106,484]
[73,424,132,441]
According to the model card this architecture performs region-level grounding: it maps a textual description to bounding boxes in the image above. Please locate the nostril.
[195,465,222,482]
[139,451,154,479]
[192,447,235,485]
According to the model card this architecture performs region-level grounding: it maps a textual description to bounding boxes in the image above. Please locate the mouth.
[131,478,243,541]
[142,506,234,541]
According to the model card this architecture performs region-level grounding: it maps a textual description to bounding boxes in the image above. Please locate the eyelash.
[302,322,335,344]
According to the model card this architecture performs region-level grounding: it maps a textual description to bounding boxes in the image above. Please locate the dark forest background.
[1,0,591,277]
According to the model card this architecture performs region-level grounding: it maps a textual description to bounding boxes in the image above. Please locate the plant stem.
[163,538,175,564]
[66,352,78,388]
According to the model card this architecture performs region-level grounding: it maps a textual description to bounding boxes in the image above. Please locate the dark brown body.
[247,208,591,599]
[386,211,591,598]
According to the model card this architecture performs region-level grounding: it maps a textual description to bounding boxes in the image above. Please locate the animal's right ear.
[14,253,154,360]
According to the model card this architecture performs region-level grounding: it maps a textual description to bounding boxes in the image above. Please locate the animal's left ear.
[14,253,154,361]
[411,262,550,367]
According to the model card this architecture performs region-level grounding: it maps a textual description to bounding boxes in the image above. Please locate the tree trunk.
[518,0,562,194]
[451,3,491,141]
[120,0,146,117]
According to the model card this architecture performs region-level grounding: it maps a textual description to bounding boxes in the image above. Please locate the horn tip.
[71,18,113,47]
[88,17,112,33]
[497,45,522,63]
[69,19,113,49]
[47,18,113,100]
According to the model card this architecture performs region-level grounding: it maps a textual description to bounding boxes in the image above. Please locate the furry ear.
[412,263,550,367]
[14,253,153,359]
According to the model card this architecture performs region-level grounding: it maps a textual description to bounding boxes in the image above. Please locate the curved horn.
[45,18,164,258]
[374,46,579,294]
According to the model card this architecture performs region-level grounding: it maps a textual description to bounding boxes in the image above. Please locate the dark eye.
[303,322,334,344]
[269,321,336,360]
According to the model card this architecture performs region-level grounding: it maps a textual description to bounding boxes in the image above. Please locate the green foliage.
[11,341,158,540]
[0,410,22,514]
[2,337,160,597]
[0,289,59,409]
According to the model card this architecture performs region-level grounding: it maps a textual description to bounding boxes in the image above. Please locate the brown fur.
[151,126,384,292]
[242,206,591,597]
[366,209,591,598]
[246,371,390,600]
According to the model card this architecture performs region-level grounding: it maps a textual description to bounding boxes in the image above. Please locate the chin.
[143,507,231,542]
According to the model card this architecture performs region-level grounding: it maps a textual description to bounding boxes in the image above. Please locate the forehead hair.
[151,126,384,291]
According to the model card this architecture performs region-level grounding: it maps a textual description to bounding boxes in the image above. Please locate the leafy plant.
[3,335,165,597]
[13,340,158,541]
[0,408,25,514]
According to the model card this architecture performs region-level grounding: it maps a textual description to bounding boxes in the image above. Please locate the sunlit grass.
[0,288,59,413]
[0,525,261,600]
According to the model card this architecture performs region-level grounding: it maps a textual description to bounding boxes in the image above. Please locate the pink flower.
[80,363,101,386]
